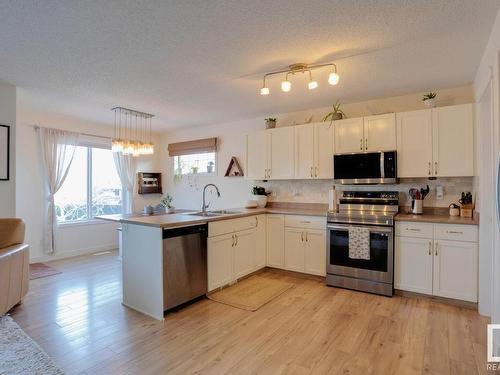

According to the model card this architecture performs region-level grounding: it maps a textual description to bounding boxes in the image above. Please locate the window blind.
[168,137,217,156]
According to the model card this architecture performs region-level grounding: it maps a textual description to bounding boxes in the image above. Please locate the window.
[174,152,216,175]
[55,147,122,223]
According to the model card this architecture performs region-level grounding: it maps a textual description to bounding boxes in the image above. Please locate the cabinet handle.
[365,138,368,150]
[231,234,235,247]
[435,242,438,256]
[268,169,271,178]
[310,166,313,177]
[360,138,363,150]
[434,162,438,175]
[428,241,432,255]
[405,228,421,232]
[428,162,431,176]
[255,217,258,227]
[306,232,308,242]
[315,166,318,177]
[300,221,311,224]
[301,232,304,242]
[235,234,238,247]
[446,230,463,234]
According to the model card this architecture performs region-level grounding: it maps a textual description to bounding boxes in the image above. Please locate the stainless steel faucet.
[202,184,221,214]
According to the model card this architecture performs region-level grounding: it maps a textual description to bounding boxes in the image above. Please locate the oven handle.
[327,223,394,233]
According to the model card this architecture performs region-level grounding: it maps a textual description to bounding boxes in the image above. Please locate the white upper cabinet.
[363,113,396,151]
[432,104,474,177]
[397,109,433,177]
[295,124,315,178]
[269,127,295,179]
[397,104,474,178]
[295,122,334,179]
[334,117,364,153]
[246,130,268,180]
[314,122,334,178]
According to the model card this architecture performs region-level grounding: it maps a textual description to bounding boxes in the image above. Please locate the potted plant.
[422,92,437,108]
[160,193,175,213]
[252,186,270,208]
[323,100,345,122]
[191,165,199,174]
[207,161,215,173]
[265,118,277,129]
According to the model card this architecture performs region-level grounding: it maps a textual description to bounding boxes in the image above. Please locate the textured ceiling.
[1,0,499,130]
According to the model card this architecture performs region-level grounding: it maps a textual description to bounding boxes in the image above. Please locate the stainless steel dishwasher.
[162,224,208,310]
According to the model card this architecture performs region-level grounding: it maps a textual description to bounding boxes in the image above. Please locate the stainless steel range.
[326,191,399,296]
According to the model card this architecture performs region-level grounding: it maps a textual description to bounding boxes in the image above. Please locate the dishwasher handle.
[162,224,208,239]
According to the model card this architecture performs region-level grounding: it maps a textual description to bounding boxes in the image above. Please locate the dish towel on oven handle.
[348,226,371,260]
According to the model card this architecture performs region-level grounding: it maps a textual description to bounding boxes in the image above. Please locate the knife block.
[460,204,474,218]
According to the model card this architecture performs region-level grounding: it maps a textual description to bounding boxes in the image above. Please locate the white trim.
[57,219,118,228]
[30,244,118,263]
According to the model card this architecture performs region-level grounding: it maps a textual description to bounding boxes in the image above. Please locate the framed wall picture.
[0,125,9,180]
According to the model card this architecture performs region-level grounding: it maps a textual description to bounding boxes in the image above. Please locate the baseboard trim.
[395,289,478,310]
[30,244,118,263]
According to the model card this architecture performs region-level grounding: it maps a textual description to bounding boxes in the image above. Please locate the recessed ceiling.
[1,1,498,130]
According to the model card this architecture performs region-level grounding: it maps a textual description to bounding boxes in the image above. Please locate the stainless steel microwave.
[333,151,397,184]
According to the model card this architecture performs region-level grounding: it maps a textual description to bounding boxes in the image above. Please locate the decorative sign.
[0,125,9,180]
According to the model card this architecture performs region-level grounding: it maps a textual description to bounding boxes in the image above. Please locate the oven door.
[326,223,394,283]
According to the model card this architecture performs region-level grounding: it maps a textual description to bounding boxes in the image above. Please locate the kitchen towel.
[348,226,371,260]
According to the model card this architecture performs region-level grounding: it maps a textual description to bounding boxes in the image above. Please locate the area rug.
[29,263,61,280]
[0,315,64,375]
[207,275,293,311]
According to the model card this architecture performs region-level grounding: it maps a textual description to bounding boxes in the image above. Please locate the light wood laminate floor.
[10,251,493,375]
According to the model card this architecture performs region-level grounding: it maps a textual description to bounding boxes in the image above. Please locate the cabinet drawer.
[285,215,325,230]
[208,216,257,237]
[232,216,258,233]
[434,224,477,242]
[395,222,433,238]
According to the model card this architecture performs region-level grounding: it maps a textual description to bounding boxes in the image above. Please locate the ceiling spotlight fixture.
[112,107,155,156]
[259,62,338,95]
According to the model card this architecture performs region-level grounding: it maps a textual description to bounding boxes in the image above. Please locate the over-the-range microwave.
[333,151,397,185]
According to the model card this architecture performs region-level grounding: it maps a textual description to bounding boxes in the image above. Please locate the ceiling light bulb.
[281,80,291,92]
[260,87,270,95]
[328,72,340,86]
[308,80,318,90]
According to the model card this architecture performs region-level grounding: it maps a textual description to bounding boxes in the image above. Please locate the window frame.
[57,146,122,226]
[173,151,217,177]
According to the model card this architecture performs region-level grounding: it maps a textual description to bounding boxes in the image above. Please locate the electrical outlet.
[436,185,444,200]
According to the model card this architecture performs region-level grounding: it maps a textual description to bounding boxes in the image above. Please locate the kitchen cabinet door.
[207,233,234,291]
[254,215,266,270]
[233,228,256,279]
[334,118,364,153]
[432,104,474,177]
[266,214,285,268]
[394,236,433,295]
[304,229,326,276]
[284,228,305,272]
[397,109,433,177]
[246,130,268,179]
[363,113,396,151]
[295,124,315,178]
[269,127,295,179]
[314,122,334,178]
[433,240,478,302]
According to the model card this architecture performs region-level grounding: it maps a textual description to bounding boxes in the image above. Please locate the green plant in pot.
[207,161,215,173]
[265,117,277,129]
[323,100,345,122]
[252,186,270,208]
[160,193,175,213]
[422,92,437,108]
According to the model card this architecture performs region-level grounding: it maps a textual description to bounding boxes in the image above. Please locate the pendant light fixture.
[260,62,339,95]
[112,107,154,156]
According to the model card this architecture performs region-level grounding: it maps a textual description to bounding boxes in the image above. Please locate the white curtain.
[38,127,79,254]
[113,152,136,214]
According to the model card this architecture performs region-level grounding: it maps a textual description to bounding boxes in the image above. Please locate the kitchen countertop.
[96,205,328,229]
[395,207,479,225]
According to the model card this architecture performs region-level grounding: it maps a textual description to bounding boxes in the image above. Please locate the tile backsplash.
[264,177,474,209]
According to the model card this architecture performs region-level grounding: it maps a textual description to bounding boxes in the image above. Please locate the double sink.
[187,209,242,217]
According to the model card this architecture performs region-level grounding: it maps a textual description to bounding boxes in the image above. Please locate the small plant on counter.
[323,100,345,122]
[160,194,174,209]
[422,92,437,108]
[422,92,437,101]
[265,118,277,129]
[252,186,270,196]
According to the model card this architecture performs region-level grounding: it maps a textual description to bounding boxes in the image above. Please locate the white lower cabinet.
[255,215,266,269]
[395,222,478,302]
[283,218,326,276]
[233,228,256,279]
[266,214,285,268]
[208,233,234,291]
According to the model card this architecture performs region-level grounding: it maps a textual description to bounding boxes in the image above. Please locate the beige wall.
[161,85,474,211]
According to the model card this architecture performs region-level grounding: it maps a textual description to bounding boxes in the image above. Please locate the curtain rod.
[30,124,111,140]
